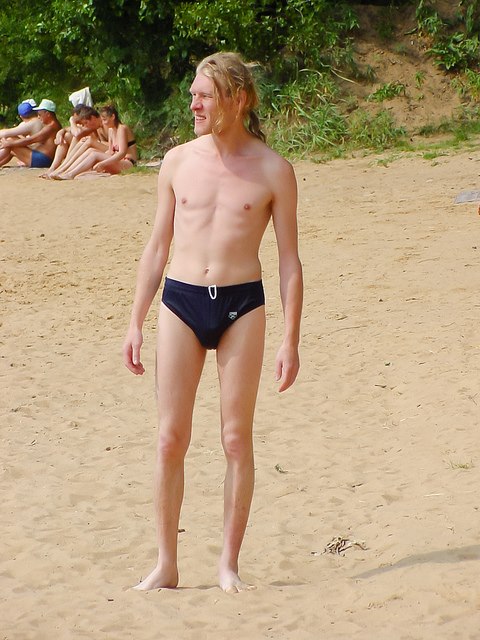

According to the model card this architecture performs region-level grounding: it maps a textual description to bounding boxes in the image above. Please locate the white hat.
[33,99,56,113]
[22,99,37,107]
[69,87,93,108]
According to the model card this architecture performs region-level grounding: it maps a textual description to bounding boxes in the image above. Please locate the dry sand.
[1,150,480,639]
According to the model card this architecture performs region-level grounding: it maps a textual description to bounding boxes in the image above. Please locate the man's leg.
[40,143,68,177]
[53,148,104,179]
[0,148,13,167]
[133,304,206,590]
[50,138,91,177]
[8,147,33,166]
[216,307,265,593]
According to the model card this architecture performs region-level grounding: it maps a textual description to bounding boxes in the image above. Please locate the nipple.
[181,197,187,204]
[243,203,251,210]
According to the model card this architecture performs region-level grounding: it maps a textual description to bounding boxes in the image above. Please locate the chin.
[194,119,211,136]
[194,127,209,137]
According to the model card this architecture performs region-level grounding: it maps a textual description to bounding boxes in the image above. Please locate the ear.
[236,89,247,117]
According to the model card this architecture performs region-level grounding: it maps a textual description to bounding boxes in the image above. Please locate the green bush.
[347,110,406,150]
[428,33,480,70]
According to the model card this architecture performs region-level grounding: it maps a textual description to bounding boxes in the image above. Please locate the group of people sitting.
[0,96,137,179]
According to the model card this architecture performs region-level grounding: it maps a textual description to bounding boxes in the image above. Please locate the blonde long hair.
[196,52,266,142]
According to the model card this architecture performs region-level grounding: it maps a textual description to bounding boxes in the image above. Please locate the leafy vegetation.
[367,81,407,102]
[1,1,480,159]
[416,0,480,70]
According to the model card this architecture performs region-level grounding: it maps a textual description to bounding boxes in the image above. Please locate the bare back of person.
[24,119,44,138]
[0,117,43,139]
[0,117,44,167]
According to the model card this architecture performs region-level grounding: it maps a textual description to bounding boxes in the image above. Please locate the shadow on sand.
[354,544,480,580]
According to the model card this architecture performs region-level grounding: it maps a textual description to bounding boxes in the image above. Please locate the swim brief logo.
[228,311,238,320]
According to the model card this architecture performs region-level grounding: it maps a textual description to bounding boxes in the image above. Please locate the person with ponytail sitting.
[52,104,137,179]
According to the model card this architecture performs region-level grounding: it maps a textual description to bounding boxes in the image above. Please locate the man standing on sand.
[0,99,61,168]
[123,51,303,593]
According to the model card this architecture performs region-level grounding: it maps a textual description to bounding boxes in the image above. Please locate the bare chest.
[172,156,272,221]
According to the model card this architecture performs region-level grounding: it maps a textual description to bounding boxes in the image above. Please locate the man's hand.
[275,343,300,392]
[54,130,66,145]
[123,327,145,375]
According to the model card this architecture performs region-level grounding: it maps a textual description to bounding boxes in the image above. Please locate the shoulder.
[162,137,204,168]
[15,121,31,134]
[44,119,60,133]
[257,144,296,193]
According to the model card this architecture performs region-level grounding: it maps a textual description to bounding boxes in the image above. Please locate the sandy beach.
[1,150,480,639]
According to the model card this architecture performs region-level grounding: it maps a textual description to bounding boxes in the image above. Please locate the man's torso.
[167,136,279,286]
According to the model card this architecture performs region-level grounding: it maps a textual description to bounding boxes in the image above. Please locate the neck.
[209,121,252,156]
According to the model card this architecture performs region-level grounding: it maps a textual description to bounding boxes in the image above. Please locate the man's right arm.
[0,121,32,139]
[122,150,178,374]
[2,122,55,147]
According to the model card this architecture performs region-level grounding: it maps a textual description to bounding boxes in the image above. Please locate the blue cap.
[18,101,35,117]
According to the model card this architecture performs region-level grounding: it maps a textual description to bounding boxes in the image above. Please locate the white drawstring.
[208,285,217,300]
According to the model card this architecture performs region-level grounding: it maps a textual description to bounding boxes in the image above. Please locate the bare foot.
[51,173,73,181]
[219,567,256,594]
[132,565,179,591]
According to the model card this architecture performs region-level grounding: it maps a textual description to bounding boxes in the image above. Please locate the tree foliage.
[0,0,357,126]
[2,1,480,155]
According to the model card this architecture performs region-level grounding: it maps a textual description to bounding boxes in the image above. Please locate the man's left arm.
[271,158,303,392]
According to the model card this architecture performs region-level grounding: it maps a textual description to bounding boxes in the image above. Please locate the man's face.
[82,115,102,129]
[189,73,231,137]
[37,109,50,123]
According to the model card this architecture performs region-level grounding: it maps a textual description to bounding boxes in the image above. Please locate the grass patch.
[367,82,407,102]
[126,164,160,175]
[133,66,480,164]
[422,150,448,160]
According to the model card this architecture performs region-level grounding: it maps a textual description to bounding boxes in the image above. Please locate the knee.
[156,426,190,461]
[221,426,253,463]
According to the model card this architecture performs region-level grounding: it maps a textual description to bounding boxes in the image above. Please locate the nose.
[190,95,200,112]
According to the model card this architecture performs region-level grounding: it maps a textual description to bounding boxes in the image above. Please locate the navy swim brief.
[161,278,265,349]
[30,150,52,168]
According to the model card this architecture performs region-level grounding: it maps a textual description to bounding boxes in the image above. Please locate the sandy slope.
[1,150,480,639]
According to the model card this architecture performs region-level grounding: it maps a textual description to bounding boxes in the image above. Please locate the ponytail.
[247,110,266,143]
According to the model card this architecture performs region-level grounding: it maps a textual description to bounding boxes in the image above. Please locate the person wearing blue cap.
[0,98,61,168]
[0,100,44,167]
